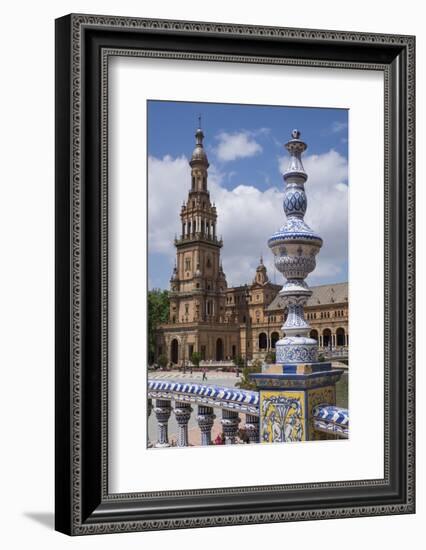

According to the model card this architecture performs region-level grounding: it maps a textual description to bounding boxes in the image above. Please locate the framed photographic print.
[55,14,415,535]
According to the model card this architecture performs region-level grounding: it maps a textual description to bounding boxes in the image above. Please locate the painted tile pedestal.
[252,363,343,442]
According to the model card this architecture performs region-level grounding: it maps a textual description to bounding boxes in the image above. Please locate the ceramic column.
[245,414,260,444]
[197,405,216,445]
[174,401,193,447]
[154,399,171,447]
[221,409,241,444]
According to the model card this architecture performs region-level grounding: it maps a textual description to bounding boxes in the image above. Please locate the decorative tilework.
[260,391,305,443]
[276,340,318,363]
[307,386,336,440]
[148,379,260,415]
[312,404,349,438]
[283,187,307,217]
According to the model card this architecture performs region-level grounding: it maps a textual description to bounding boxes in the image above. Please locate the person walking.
[202,366,207,381]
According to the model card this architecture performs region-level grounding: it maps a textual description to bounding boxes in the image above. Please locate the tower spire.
[190,114,208,167]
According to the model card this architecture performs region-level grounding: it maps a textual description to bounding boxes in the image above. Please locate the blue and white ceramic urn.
[268,130,323,364]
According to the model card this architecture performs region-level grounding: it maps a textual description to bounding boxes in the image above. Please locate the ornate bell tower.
[168,121,227,324]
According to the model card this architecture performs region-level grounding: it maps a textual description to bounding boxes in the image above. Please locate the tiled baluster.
[147,398,153,447]
[221,409,241,444]
[245,414,260,443]
[174,401,193,447]
[154,399,171,447]
[197,405,216,445]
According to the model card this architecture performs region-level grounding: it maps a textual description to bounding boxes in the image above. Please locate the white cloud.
[148,149,348,289]
[214,131,262,162]
[147,155,189,255]
[331,121,348,133]
[209,181,283,286]
[279,149,348,284]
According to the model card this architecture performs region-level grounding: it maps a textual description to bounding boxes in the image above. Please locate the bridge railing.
[312,405,349,438]
[147,379,349,447]
[319,347,349,358]
[147,380,259,447]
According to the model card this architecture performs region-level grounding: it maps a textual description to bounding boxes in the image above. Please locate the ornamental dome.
[190,127,209,167]
[256,256,266,272]
[254,256,269,284]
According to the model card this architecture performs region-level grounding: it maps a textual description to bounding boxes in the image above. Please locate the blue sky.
[147,100,348,290]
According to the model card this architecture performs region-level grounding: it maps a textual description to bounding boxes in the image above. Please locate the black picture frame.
[55,13,415,535]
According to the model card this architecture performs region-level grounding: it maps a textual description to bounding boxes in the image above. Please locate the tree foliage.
[232,355,245,369]
[235,358,262,390]
[148,289,169,363]
[191,351,202,368]
[157,354,168,369]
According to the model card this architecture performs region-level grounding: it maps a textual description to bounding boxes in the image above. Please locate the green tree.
[232,355,245,370]
[191,351,202,368]
[157,354,168,370]
[235,358,262,390]
[148,289,169,364]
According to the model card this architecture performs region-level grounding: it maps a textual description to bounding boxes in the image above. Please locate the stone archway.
[310,329,319,342]
[322,328,332,349]
[258,332,268,350]
[216,338,224,361]
[170,338,179,364]
[336,327,346,347]
[270,331,280,349]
